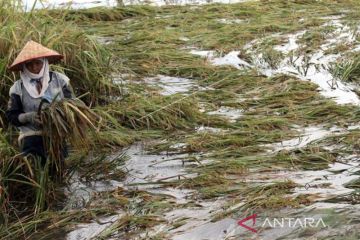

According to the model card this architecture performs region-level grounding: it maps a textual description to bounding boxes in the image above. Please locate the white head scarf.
[20,58,50,98]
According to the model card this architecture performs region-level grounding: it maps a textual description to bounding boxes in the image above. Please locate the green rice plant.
[48,6,155,22]
[328,55,360,83]
[324,43,353,55]
[259,47,284,70]
[0,129,19,223]
[94,0,347,78]
[90,189,171,239]
[96,214,165,239]
[0,128,16,157]
[99,94,205,130]
[297,27,332,50]
[0,154,54,224]
[275,146,337,170]
[176,172,229,189]
[239,181,301,212]
[0,208,113,239]
[33,157,50,215]
[316,129,360,153]
[75,152,128,182]
[301,100,356,122]
[198,185,242,199]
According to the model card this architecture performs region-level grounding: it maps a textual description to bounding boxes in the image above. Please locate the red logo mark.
[238,214,257,233]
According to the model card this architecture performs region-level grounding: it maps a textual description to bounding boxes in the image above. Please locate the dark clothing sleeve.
[62,84,74,99]
[6,72,74,127]
[6,93,25,127]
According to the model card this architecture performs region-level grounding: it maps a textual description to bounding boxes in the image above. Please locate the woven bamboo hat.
[8,40,63,71]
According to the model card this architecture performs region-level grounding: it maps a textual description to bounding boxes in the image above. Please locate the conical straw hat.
[8,40,63,71]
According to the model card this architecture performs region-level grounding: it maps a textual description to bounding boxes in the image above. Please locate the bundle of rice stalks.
[40,99,102,175]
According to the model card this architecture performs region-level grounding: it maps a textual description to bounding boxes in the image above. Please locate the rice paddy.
[1,0,360,239]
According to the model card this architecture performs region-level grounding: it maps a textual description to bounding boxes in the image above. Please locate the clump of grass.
[173,124,296,154]
[0,154,55,224]
[76,152,128,182]
[328,56,360,83]
[0,129,20,223]
[48,6,155,22]
[0,128,16,157]
[259,47,284,69]
[99,94,205,130]
[0,208,113,239]
[91,189,171,239]
[240,181,302,212]
[275,146,337,170]
[297,26,334,51]
[308,129,360,154]
[324,42,353,55]
[177,172,229,189]
[97,214,165,239]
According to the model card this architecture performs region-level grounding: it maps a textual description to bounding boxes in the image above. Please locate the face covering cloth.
[20,58,50,99]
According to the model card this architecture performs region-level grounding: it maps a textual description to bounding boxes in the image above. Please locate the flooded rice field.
[67,2,360,239]
[8,0,360,239]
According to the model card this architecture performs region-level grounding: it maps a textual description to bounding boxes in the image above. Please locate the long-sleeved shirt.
[6,71,74,140]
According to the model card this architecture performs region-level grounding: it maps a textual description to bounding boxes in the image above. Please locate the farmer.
[6,40,74,164]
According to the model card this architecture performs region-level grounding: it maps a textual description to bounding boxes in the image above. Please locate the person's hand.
[18,112,42,128]
[37,99,51,115]
[40,101,50,111]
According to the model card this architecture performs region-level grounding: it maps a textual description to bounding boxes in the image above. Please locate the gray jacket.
[6,71,74,140]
